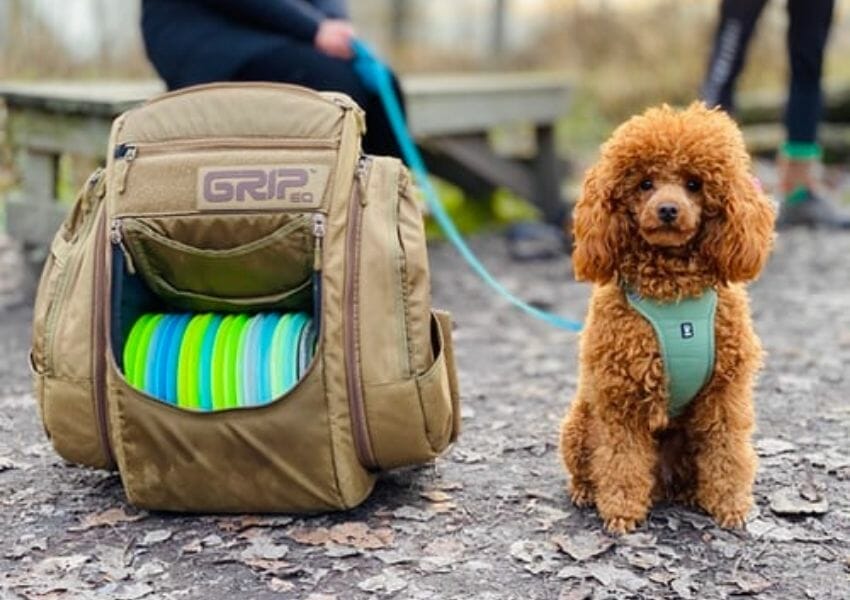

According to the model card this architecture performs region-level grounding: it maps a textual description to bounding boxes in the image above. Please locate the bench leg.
[20,149,58,202]
[533,124,566,227]
[6,149,65,262]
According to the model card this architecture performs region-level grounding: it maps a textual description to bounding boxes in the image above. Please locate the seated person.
[141,0,403,158]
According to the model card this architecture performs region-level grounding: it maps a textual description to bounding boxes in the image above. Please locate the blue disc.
[270,314,292,397]
[257,313,280,404]
[164,314,192,405]
[298,318,317,379]
[198,314,223,411]
[281,313,302,392]
[241,314,265,406]
[143,315,167,395]
[151,315,178,400]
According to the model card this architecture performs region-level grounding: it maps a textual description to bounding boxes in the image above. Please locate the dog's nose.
[658,203,679,224]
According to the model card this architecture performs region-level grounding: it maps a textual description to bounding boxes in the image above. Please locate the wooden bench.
[0,75,572,256]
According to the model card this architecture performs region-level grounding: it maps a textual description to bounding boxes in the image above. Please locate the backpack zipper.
[92,211,116,469]
[43,170,105,373]
[344,155,377,470]
[114,137,338,194]
[312,212,326,326]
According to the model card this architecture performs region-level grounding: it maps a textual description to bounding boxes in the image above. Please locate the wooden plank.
[405,74,572,137]
[7,108,113,156]
[744,123,850,155]
[0,74,572,136]
[737,84,850,125]
[426,135,534,201]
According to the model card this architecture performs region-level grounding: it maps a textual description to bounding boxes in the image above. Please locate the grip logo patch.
[197,164,330,210]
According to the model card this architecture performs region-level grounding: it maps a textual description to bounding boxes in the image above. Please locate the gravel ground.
[1,222,849,600]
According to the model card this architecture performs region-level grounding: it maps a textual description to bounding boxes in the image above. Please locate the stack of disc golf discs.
[123,312,317,410]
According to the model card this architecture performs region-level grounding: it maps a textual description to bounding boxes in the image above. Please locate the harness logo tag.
[680,322,695,339]
[197,164,330,211]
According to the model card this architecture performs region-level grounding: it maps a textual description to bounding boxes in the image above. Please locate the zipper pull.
[356,155,370,206]
[110,219,136,274]
[115,144,137,194]
[312,213,326,272]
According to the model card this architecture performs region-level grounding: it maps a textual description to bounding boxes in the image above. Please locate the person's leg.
[778,0,849,228]
[701,0,770,111]
[233,40,404,159]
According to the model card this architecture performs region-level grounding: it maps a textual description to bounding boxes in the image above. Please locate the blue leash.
[352,40,582,332]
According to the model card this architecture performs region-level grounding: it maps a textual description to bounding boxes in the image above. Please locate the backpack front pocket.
[360,311,460,470]
[106,351,368,512]
[115,213,318,312]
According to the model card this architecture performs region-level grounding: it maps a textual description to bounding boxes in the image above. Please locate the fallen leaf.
[420,489,453,503]
[509,540,562,575]
[0,456,25,472]
[324,544,360,558]
[5,535,48,559]
[747,519,796,542]
[134,560,167,580]
[357,568,408,594]
[111,582,154,600]
[374,550,415,565]
[138,529,172,547]
[552,532,614,562]
[289,522,394,550]
[671,574,697,599]
[268,578,296,594]
[69,507,146,531]
[732,572,773,595]
[558,584,595,600]
[770,487,829,516]
[392,505,435,522]
[754,438,796,457]
[240,536,289,561]
[556,566,589,580]
[217,515,293,533]
[240,558,298,576]
[423,537,465,558]
[622,549,662,570]
[587,563,647,592]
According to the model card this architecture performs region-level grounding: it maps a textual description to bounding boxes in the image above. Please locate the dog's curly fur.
[559,103,776,534]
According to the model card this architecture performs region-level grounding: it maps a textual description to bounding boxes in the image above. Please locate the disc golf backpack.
[30,83,460,512]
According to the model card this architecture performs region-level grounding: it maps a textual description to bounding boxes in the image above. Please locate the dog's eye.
[686,178,702,192]
[639,179,653,191]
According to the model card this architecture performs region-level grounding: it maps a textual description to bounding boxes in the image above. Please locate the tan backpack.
[30,82,460,512]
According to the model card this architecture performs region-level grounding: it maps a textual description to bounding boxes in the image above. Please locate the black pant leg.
[702,0,770,111]
[785,0,835,143]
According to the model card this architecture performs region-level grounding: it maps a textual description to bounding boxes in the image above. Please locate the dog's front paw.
[712,507,749,529]
[703,495,752,529]
[603,516,640,535]
[569,483,594,508]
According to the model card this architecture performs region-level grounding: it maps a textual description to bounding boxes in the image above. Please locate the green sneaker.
[777,188,850,230]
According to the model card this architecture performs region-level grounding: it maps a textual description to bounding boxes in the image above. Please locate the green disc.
[123,313,154,386]
[210,314,236,410]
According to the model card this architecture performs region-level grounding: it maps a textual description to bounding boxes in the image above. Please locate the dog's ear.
[700,168,776,283]
[571,163,629,283]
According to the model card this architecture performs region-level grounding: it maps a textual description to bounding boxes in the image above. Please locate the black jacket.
[142,0,348,89]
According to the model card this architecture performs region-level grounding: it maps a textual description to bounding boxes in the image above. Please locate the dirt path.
[1,227,849,600]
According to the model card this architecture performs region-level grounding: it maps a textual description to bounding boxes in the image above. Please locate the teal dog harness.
[626,289,718,417]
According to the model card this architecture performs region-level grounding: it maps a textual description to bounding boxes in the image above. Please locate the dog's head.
[572,102,775,287]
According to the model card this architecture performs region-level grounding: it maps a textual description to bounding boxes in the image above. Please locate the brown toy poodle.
[560,102,775,534]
